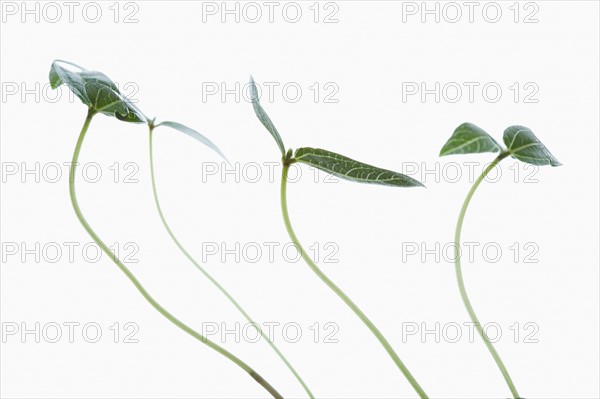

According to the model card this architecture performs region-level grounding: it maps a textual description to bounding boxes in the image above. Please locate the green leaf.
[249,76,286,156]
[156,121,229,164]
[49,60,147,123]
[503,126,561,166]
[294,147,424,187]
[440,123,501,156]
[115,98,147,123]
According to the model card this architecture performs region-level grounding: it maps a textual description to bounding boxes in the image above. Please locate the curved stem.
[280,163,428,398]
[69,109,283,399]
[454,152,519,398]
[149,127,314,398]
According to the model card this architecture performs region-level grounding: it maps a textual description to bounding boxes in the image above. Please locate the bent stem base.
[454,152,520,398]
[68,109,283,399]
[280,163,428,399]
[148,127,313,398]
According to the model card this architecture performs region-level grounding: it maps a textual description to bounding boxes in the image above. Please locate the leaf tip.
[404,174,426,188]
[157,120,229,164]
[249,76,259,104]
[49,60,61,89]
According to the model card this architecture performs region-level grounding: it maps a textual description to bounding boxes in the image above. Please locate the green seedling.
[147,121,314,398]
[49,60,283,398]
[250,77,428,398]
[440,122,561,398]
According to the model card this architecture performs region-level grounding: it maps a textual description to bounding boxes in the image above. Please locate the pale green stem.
[280,163,428,399]
[148,126,314,399]
[69,109,283,399]
[454,152,520,398]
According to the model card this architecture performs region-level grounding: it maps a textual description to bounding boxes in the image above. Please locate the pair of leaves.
[440,122,561,166]
[50,60,228,162]
[249,77,423,188]
[49,60,147,123]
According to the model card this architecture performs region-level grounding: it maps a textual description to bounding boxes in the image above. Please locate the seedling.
[49,60,283,398]
[147,121,314,398]
[250,77,428,398]
[440,122,561,398]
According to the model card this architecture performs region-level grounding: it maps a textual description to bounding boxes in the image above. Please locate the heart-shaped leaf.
[294,147,424,187]
[440,123,502,156]
[49,60,147,123]
[503,126,561,166]
[249,77,286,156]
[156,121,229,164]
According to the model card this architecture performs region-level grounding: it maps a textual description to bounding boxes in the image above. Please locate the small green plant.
[49,60,283,398]
[147,121,314,398]
[249,77,428,398]
[440,122,561,398]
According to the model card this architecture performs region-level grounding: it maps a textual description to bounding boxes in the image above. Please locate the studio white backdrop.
[1,1,598,398]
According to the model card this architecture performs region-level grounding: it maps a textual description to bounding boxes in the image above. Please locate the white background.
[1,1,598,398]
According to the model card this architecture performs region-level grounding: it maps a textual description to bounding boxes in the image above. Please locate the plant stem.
[69,109,283,399]
[148,127,314,398]
[453,152,520,398]
[280,163,428,399]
